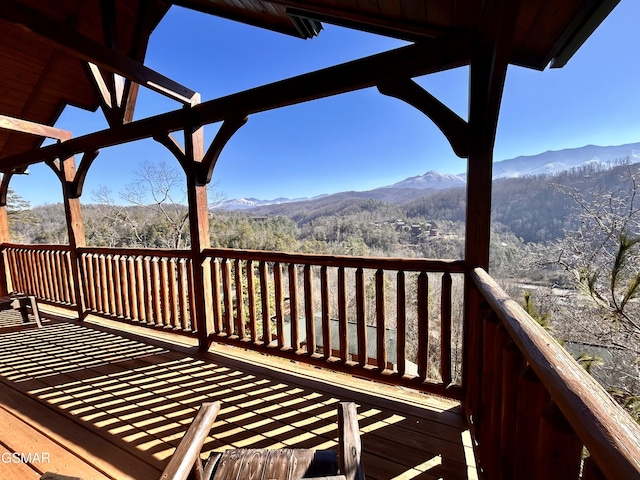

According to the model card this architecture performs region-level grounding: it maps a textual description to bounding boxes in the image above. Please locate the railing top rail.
[204,247,465,272]
[472,267,640,480]
[2,242,71,251]
[76,246,190,259]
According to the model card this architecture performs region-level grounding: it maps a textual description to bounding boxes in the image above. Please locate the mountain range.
[216,141,640,210]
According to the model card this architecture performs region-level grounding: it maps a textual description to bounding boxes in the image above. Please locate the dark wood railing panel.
[202,248,465,397]
[471,267,640,480]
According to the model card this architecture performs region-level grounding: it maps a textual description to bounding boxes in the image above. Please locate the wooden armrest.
[159,401,221,480]
[338,403,364,480]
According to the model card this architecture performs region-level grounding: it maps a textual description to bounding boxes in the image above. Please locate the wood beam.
[0,1,198,105]
[0,39,469,172]
[0,114,72,141]
[377,79,469,158]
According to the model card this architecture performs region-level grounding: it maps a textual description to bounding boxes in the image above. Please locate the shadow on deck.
[0,307,476,480]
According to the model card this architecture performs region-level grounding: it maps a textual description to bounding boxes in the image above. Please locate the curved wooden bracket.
[199,115,249,185]
[45,159,63,181]
[69,150,100,198]
[378,79,469,158]
[0,173,13,207]
[154,132,189,173]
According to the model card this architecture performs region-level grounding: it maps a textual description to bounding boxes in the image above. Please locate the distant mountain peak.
[390,171,466,190]
[216,142,640,210]
[489,141,640,179]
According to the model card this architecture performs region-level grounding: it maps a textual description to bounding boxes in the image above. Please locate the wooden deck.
[0,307,477,480]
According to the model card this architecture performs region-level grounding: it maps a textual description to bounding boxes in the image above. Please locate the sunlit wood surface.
[0,308,477,480]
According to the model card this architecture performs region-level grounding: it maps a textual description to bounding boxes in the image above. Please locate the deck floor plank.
[0,315,476,480]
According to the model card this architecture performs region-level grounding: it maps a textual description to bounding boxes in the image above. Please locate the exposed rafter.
[0,1,198,105]
[86,62,139,125]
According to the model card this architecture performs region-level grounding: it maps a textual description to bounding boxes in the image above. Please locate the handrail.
[203,247,465,272]
[77,246,189,259]
[2,242,71,251]
[472,267,640,479]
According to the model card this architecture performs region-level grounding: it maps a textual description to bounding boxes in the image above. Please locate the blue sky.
[11,1,640,206]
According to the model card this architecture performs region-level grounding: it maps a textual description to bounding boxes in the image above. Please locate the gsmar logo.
[1,452,51,463]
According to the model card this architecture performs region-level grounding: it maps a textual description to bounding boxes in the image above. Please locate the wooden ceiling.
[0,0,620,166]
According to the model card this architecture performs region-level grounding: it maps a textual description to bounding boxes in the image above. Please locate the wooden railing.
[78,247,197,334]
[3,244,76,305]
[0,243,465,397]
[203,248,465,398]
[2,244,197,334]
[469,267,640,480]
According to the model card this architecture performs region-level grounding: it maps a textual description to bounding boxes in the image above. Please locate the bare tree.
[537,162,640,402]
[119,160,190,249]
[546,162,640,333]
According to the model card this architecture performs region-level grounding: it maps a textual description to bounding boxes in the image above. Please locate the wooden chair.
[160,402,365,480]
[0,293,42,328]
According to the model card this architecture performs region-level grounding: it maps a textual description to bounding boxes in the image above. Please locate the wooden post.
[184,126,214,351]
[60,156,88,320]
[0,173,12,296]
[462,0,520,422]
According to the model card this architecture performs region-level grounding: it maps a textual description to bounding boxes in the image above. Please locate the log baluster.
[187,258,197,331]
[274,262,285,348]
[234,260,246,339]
[440,272,452,385]
[396,270,406,377]
[355,267,366,367]
[168,259,179,328]
[180,258,193,331]
[320,265,330,359]
[221,258,233,335]
[246,260,257,342]
[106,255,116,315]
[375,269,386,371]
[513,367,550,480]
[304,264,315,355]
[536,402,583,480]
[143,256,154,323]
[135,256,147,322]
[288,263,300,351]
[259,261,271,344]
[338,266,348,363]
[498,340,525,480]
[159,257,170,326]
[417,271,429,381]
[151,256,162,325]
